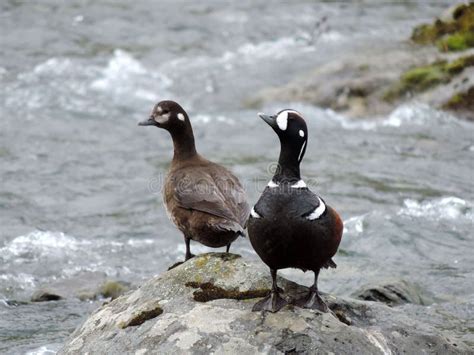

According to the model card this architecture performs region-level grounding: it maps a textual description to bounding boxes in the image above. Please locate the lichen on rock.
[59,253,469,354]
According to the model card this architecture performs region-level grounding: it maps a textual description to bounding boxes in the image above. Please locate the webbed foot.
[294,289,329,312]
[252,291,288,313]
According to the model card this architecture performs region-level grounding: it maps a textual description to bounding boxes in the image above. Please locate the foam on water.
[343,215,366,236]
[0,230,89,262]
[3,50,172,117]
[320,103,466,131]
[90,49,172,103]
[26,345,60,355]
[192,114,235,125]
[398,197,473,221]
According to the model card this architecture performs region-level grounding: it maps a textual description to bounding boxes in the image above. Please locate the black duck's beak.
[258,113,276,128]
[138,117,156,126]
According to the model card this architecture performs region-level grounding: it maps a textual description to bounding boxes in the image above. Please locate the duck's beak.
[258,112,277,128]
[138,117,156,126]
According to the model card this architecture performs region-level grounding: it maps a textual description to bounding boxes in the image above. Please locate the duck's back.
[164,155,250,233]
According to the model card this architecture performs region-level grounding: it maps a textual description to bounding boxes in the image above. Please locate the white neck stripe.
[291,180,307,188]
[267,180,279,188]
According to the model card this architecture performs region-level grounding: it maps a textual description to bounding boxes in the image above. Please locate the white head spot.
[299,130,305,137]
[157,106,163,114]
[276,111,288,131]
[177,113,185,121]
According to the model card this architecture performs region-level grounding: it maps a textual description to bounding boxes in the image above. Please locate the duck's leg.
[167,236,195,270]
[226,243,231,253]
[184,236,195,261]
[295,269,329,312]
[252,269,287,312]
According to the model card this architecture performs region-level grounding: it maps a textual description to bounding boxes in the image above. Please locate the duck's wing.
[273,189,326,221]
[171,165,250,228]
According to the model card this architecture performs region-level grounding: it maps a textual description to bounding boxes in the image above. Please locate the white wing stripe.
[250,207,261,219]
[307,197,326,220]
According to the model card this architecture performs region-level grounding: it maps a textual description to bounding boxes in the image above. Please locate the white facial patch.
[307,197,326,220]
[177,113,185,121]
[250,207,261,219]
[276,110,303,131]
[299,130,305,137]
[291,180,307,188]
[154,113,170,124]
[276,111,288,131]
[267,180,279,188]
[157,106,163,114]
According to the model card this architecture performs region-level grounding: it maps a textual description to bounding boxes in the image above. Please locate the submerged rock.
[59,253,468,354]
[31,271,129,302]
[352,279,430,306]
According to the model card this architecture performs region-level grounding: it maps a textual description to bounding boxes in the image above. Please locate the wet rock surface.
[59,253,469,354]
[352,279,431,306]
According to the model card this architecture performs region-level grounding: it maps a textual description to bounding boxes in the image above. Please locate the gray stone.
[59,253,469,354]
[31,271,129,302]
[352,279,431,306]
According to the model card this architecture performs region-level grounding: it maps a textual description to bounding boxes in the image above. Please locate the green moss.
[100,281,129,300]
[402,64,448,90]
[384,55,474,101]
[442,86,474,111]
[445,54,474,73]
[437,32,474,52]
[185,281,270,302]
[411,3,474,52]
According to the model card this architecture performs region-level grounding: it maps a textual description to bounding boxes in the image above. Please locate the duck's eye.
[161,110,169,115]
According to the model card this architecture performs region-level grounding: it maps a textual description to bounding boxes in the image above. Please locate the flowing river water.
[1,1,473,353]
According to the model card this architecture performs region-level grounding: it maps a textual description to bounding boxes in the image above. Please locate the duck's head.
[139,100,189,132]
[258,109,308,163]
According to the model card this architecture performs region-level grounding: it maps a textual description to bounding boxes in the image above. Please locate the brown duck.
[139,100,250,261]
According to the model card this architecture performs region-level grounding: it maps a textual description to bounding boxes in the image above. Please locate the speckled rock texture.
[59,253,468,354]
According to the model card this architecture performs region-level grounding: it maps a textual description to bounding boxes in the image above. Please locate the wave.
[343,214,366,235]
[4,50,171,116]
[320,102,467,131]
[0,230,90,262]
[398,196,473,221]
[26,345,59,355]
[90,49,172,103]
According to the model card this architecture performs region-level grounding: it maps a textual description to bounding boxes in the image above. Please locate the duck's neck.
[272,140,302,184]
[171,125,197,161]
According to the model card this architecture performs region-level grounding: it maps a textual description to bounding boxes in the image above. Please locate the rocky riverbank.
[245,3,474,121]
[59,253,469,354]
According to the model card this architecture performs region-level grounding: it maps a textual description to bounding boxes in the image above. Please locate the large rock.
[59,253,468,354]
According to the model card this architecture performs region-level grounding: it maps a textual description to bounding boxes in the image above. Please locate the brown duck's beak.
[138,117,156,126]
[258,112,276,128]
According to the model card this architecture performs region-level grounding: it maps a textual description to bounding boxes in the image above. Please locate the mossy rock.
[100,280,130,300]
[442,86,474,111]
[384,55,474,101]
[411,3,474,52]
[437,32,474,52]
